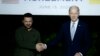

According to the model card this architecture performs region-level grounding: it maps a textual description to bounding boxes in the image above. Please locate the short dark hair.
[24,13,33,17]
[23,13,33,20]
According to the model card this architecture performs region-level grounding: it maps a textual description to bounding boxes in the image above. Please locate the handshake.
[35,43,47,52]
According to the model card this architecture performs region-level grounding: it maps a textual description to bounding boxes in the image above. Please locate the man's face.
[69,8,79,22]
[23,17,33,29]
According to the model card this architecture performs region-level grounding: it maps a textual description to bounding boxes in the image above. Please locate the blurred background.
[0,15,99,56]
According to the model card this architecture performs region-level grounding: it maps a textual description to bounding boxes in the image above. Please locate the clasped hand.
[35,43,47,52]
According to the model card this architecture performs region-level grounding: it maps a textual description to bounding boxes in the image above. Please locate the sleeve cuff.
[79,52,83,56]
[43,44,47,49]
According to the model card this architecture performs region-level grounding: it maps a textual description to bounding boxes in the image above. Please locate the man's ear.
[78,12,80,15]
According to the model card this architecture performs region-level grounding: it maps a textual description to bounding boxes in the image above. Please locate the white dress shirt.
[70,19,79,41]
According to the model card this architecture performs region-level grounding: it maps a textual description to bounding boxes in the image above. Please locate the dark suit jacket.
[48,20,91,56]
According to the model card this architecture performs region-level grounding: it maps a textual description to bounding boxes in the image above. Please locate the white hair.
[69,5,80,13]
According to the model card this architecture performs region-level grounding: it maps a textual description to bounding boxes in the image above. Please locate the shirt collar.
[71,19,79,24]
[23,26,33,32]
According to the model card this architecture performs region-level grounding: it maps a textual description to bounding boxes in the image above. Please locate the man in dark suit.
[42,6,91,56]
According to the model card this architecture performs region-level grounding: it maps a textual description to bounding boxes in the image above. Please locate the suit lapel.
[72,20,81,42]
[65,20,81,42]
[67,21,72,42]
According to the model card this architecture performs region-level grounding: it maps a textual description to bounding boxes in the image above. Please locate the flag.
[89,0,100,4]
[2,0,19,4]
